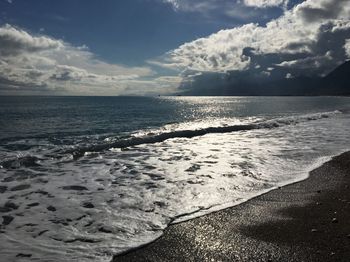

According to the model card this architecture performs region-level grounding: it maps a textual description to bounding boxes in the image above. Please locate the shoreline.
[113,151,350,261]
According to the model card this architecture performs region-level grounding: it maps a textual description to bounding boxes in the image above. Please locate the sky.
[0,0,349,95]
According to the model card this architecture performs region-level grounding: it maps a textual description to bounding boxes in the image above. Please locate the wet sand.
[113,152,350,262]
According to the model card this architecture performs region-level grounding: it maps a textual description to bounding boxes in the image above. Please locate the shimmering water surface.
[1,96,350,261]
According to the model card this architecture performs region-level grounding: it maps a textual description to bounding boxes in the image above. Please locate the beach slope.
[113,152,350,262]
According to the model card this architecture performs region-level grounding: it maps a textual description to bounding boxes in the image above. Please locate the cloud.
[0,24,62,56]
[243,0,287,8]
[3,0,348,95]
[163,0,218,12]
[0,24,178,95]
[297,0,349,22]
[153,0,350,78]
[164,0,288,12]
[345,39,350,58]
[161,0,285,21]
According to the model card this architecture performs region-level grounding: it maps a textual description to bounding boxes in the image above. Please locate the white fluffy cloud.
[0,24,179,95]
[0,24,63,56]
[243,0,287,8]
[154,0,350,76]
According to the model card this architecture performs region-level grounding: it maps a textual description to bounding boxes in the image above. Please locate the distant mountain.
[322,60,350,95]
[179,61,350,96]
[325,60,350,81]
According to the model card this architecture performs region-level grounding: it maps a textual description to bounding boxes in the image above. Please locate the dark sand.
[113,152,350,262]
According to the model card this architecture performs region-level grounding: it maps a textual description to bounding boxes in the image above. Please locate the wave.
[65,110,341,159]
[0,110,341,167]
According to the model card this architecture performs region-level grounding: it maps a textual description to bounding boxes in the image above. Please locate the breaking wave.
[66,110,342,159]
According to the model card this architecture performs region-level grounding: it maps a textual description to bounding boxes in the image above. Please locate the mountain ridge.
[179,61,350,96]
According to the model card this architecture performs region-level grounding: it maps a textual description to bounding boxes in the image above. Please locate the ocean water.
[0,96,350,261]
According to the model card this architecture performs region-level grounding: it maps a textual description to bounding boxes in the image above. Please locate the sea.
[0,96,350,261]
